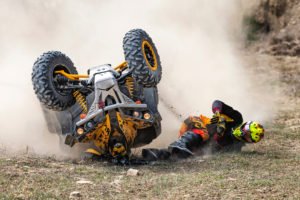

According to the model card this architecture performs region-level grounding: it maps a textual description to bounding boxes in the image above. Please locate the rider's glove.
[210,116,219,124]
[210,111,220,124]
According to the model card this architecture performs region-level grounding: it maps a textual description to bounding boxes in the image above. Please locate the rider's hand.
[210,111,220,124]
[210,116,219,124]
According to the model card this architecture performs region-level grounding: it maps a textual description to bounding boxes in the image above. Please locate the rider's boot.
[168,131,203,158]
[142,148,171,161]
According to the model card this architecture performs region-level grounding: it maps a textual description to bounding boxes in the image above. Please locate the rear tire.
[123,29,162,87]
[32,51,78,111]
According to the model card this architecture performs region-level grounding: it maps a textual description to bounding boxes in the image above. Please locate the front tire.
[32,51,78,111]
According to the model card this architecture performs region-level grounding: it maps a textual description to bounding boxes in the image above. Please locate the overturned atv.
[32,29,162,161]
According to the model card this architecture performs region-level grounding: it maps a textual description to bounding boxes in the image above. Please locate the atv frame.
[32,29,162,160]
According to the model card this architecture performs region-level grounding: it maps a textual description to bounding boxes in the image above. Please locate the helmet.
[248,121,264,142]
[232,121,264,143]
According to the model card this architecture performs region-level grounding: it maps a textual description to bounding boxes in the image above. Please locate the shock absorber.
[73,90,88,113]
[125,77,134,98]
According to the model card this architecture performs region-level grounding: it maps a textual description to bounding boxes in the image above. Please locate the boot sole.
[142,149,159,161]
[168,145,194,156]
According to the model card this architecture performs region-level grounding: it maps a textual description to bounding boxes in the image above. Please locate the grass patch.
[243,15,267,43]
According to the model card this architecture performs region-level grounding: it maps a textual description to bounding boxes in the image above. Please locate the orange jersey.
[179,115,210,141]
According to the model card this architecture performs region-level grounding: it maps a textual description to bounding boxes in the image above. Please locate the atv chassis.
[32,29,162,161]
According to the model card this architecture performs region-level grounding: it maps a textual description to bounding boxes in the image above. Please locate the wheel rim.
[142,40,158,71]
[52,65,72,96]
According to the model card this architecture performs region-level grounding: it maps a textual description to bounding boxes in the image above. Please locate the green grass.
[243,15,266,43]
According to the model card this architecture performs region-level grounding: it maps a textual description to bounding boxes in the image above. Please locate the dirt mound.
[249,0,300,56]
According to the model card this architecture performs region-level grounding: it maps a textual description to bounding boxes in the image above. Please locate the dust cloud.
[0,0,274,154]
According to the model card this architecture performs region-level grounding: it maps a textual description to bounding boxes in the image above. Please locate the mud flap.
[143,87,159,114]
[65,134,76,147]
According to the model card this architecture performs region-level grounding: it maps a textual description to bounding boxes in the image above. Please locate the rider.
[142,100,265,160]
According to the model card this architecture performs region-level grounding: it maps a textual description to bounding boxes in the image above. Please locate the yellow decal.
[232,128,243,141]
[89,114,111,152]
[116,112,137,146]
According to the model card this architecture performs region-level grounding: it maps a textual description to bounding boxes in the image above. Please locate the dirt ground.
[1,53,299,200]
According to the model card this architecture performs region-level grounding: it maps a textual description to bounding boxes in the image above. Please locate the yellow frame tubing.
[55,70,89,80]
[114,61,128,72]
[54,62,128,81]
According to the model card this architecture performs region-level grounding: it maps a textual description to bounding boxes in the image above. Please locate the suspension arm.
[55,62,127,80]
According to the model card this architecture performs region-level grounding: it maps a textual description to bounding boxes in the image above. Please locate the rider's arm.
[212,100,243,129]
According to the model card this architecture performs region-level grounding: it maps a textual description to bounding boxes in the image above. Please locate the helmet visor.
[241,121,254,143]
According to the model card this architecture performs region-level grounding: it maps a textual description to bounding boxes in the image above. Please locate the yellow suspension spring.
[73,90,88,113]
[125,77,134,98]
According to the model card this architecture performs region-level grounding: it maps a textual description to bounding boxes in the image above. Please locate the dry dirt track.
[0,53,300,200]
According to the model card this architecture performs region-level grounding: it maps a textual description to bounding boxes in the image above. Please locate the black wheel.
[32,51,78,111]
[123,29,162,87]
